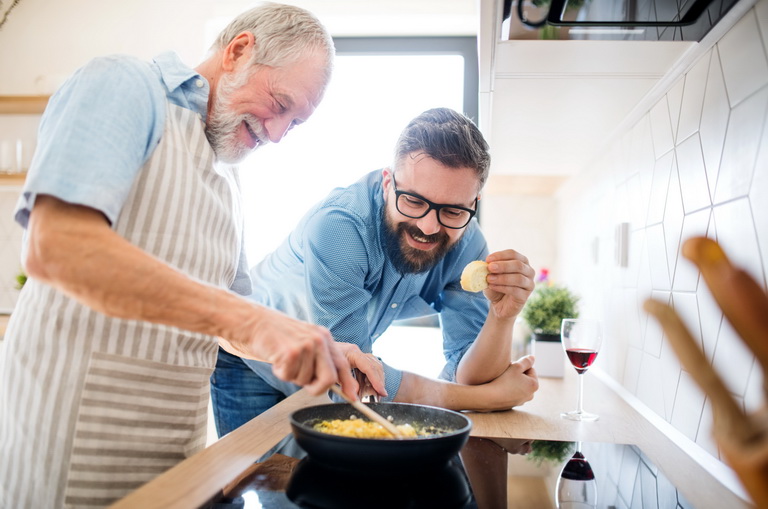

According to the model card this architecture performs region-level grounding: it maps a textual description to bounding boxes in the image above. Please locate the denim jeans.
[209,347,287,437]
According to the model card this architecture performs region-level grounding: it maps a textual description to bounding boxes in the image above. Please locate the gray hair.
[211,2,335,83]
[394,108,491,189]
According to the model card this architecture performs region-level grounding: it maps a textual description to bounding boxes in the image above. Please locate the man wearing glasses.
[211,108,539,437]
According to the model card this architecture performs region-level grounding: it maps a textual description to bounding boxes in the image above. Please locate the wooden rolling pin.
[682,236,768,396]
[642,299,756,440]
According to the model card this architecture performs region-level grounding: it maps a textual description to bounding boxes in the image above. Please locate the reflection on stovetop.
[203,435,688,509]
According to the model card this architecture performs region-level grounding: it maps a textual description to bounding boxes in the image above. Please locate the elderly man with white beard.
[0,3,367,507]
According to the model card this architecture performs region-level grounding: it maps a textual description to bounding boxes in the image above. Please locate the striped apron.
[0,102,242,508]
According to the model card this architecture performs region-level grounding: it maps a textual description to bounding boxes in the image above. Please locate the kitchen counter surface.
[111,368,752,509]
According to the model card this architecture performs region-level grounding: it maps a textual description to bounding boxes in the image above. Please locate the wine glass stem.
[577,373,585,414]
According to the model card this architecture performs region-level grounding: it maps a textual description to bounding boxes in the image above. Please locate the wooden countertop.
[111,369,753,509]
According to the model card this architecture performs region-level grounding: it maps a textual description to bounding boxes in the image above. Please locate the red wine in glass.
[557,448,598,508]
[565,348,599,374]
[560,319,602,421]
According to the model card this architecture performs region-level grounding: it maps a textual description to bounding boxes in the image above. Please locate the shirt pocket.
[396,296,437,321]
[64,351,211,507]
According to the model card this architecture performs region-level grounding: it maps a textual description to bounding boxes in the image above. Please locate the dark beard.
[381,207,455,274]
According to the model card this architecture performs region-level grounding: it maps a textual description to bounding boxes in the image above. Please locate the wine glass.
[556,442,597,508]
[560,318,602,421]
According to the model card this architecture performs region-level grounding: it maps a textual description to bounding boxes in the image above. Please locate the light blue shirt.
[14,52,252,295]
[246,170,490,399]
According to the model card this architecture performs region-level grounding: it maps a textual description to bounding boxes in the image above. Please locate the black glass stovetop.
[202,435,686,509]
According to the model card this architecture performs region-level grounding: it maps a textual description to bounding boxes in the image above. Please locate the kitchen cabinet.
[478,0,696,182]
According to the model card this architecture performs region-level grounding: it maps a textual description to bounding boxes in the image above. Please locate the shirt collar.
[152,51,210,120]
[153,51,201,91]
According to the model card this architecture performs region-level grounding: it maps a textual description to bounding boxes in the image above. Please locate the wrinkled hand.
[484,249,536,320]
[478,355,539,411]
[335,342,388,400]
[218,305,357,399]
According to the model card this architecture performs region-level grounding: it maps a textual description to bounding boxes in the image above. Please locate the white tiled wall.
[559,1,768,471]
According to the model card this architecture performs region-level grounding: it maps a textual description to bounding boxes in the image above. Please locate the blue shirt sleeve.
[15,55,165,228]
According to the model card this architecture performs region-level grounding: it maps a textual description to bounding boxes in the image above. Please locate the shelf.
[0,96,49,114]
[0,173,26,186]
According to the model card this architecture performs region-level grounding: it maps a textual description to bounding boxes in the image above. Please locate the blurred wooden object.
[644,236,768,509]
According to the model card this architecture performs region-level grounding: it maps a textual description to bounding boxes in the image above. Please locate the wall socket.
[615,222,629,267]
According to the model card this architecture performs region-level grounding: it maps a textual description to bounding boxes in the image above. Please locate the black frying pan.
[289,402,472,473]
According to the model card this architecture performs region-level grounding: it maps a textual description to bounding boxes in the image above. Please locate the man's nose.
[415,209,441,235]
[265,117,294,143]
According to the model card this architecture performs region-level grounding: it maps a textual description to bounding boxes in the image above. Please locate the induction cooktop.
[201,435,688,509]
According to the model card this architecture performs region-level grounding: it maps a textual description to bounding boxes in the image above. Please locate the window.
[239,37,478,265]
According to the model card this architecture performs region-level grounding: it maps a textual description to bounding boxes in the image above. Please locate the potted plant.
[521,281,579,377]
[522,284,580,340]
[528,439,576,466]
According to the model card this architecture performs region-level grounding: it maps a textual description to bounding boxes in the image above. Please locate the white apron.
[0,102,242,508]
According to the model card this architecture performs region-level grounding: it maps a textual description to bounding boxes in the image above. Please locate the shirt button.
[195,79,204,88]
[391,303,398,309]
[372,333,380,339]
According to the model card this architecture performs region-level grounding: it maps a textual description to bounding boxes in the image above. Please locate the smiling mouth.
[244,121,261,147]
[405,230,439,250]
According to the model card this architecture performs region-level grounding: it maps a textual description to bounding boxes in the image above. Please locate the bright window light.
[239,53,466,265]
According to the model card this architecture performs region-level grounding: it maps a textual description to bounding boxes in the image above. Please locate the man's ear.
[381,167,393,196]
[222,32,255,72]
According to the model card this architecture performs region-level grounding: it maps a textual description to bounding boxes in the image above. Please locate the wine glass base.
[560,410,599,421]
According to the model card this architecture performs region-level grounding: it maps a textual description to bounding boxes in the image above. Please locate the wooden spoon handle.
[329,385,405,439]
[643,298,754,440]
[683,237,768,376]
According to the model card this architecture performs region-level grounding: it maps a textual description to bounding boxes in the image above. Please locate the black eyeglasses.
[391,174,477,229]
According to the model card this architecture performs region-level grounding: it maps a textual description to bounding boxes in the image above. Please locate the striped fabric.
[0,103,242,508]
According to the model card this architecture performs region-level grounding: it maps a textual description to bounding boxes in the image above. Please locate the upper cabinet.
[477,0,747,181]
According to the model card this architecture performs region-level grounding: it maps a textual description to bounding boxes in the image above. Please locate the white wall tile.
[672,209,711,292]
[713,198,765,287]
[667,76,685,144]
[750,123,768,283]
[695,399,720,460]
[554,1,768,476]
[677,51,711,143]
[671,371,706,442]
[717,11,768,107]
[659,334,683,425]
[712,318,756,398]
[647,152,674,226]
[663,169,684,282]
[646,224,670,290]
[650,97,675,159]
[699,49,730,200]
[617,447,641,507]
[644,290,669,358]
[639,461,660,509]
[756,0,768,57]
[696,280,724,363]
[743,356,764,414]
[714,86,768,204]
[637,352,667,419]
[675,134,711,214]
